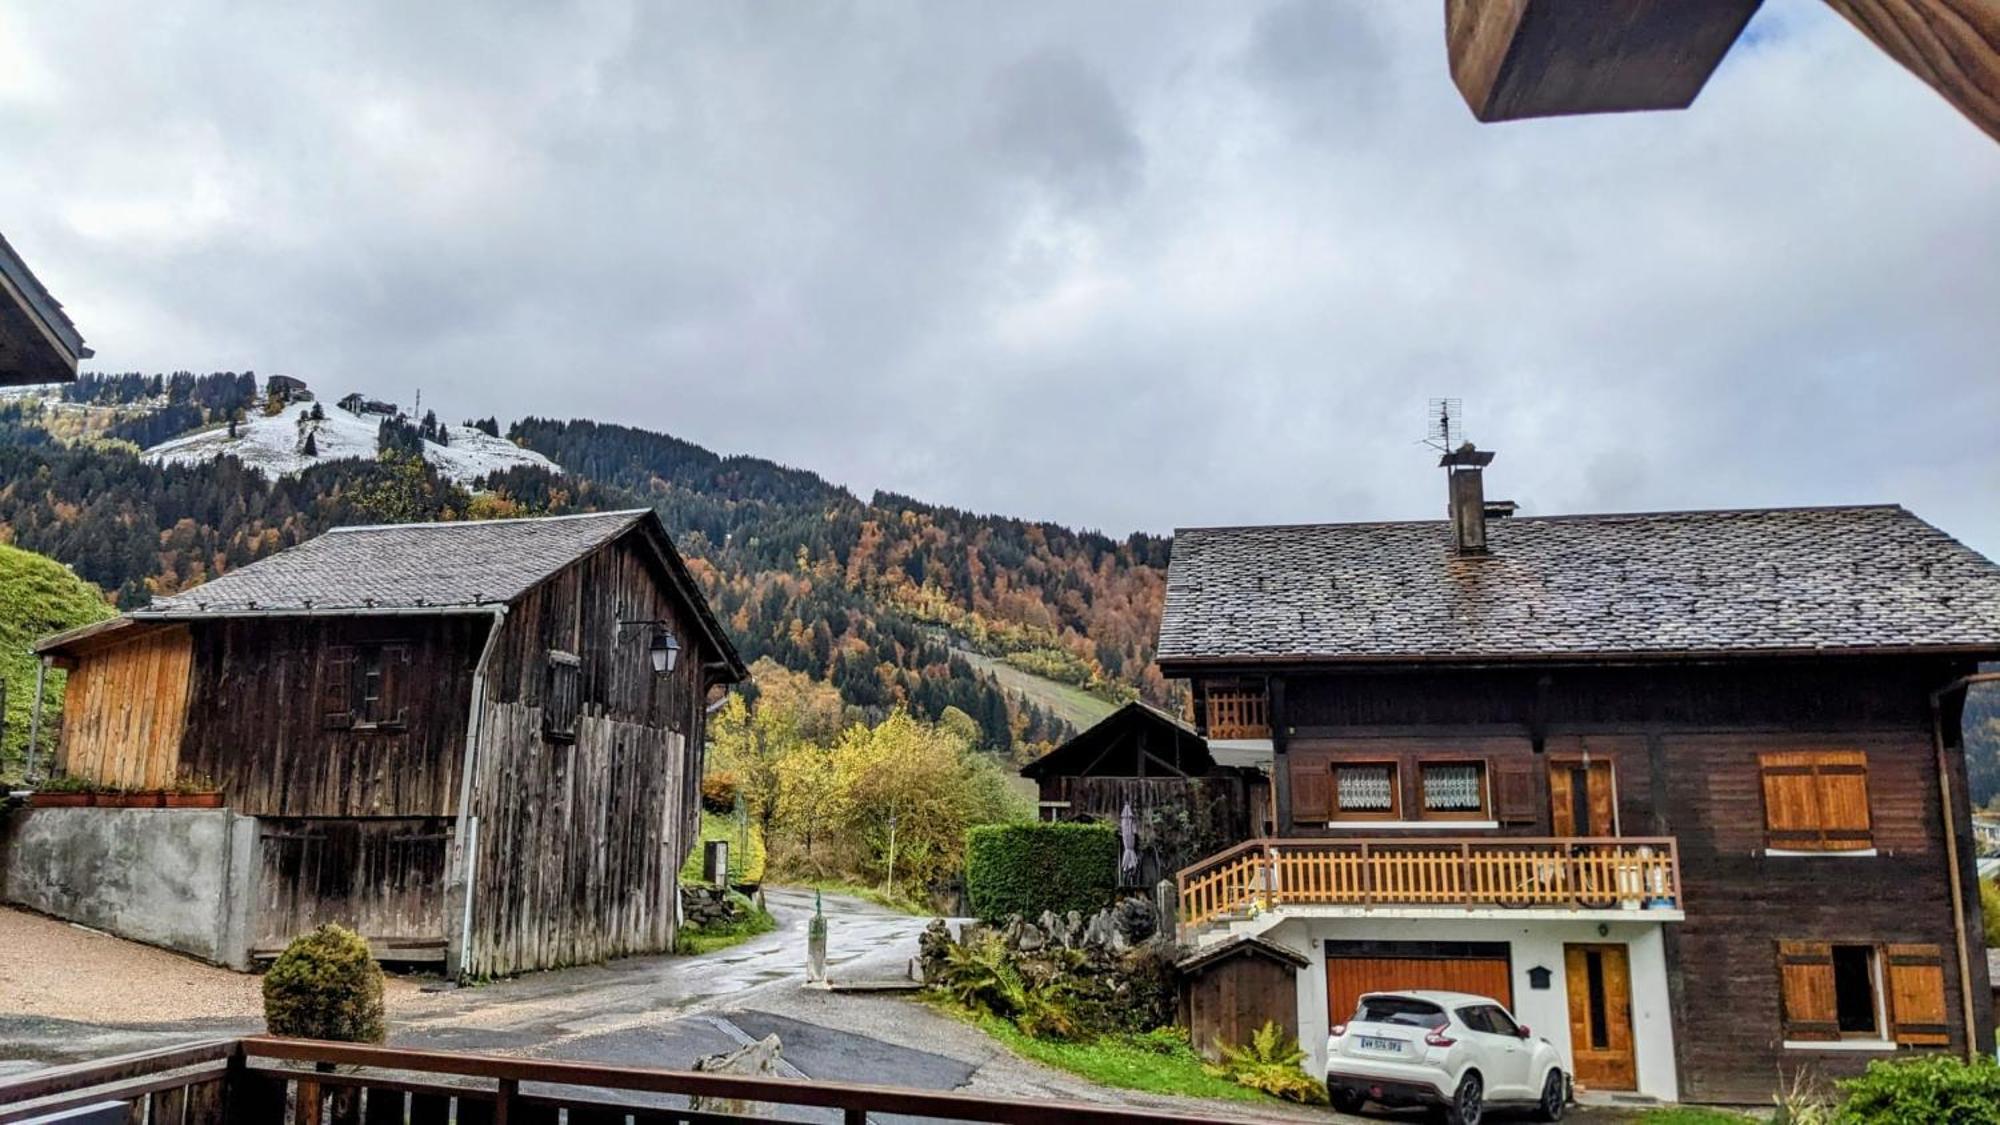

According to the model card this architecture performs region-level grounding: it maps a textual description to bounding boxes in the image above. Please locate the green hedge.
[965,822,1118,920]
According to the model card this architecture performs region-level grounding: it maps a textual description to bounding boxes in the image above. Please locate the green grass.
[673,901,778,955]
[787,879,929,916]
[924,998,1265,1103]
[1624,1096,1752,1112]
[951,646,1117,733]
[0,543,115,780]
[679,810,766,885]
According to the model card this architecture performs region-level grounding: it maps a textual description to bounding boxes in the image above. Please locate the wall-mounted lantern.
[619,620,681,675]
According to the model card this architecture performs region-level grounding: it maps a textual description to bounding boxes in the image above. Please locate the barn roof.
[0,231,90,386]
[39,510,746,680]
[1158,505,2000,669]
[1019,701,1212,779]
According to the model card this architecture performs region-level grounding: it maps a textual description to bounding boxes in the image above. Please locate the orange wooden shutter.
[1493,760,1540,825]
[322,645,355,730]
[1776,941,1840,1041]
[1549,765,1576,836]
[1290,758,1331,821]
[1760,751,1871,850]
[1884,943,1950,1046]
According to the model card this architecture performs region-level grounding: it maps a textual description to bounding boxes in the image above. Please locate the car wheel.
[1443,1071,1483,1125]
[1330,1088,1368,1115]
[1531,1068,1567,1121]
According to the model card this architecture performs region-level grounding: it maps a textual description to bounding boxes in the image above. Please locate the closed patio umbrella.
[1119,800,1139,881]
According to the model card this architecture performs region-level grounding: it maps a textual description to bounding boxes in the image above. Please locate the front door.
[1549,760,1617,837]
[1563,943,1636,1091]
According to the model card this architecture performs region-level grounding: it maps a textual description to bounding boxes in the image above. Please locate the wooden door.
[254,818,451,961]
[1563,944,1636,1091]
[1326,955,1513,1026]
[1550,760,1617,837]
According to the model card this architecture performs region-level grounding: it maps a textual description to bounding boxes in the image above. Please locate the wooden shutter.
[543,650,580,742]
[1776,941,1840,1042]
[1493,760,1540,825]
[1760,751,1872,850]
[321,645,355,730]
[1885,943,1950,1046]
[1290,757,1330,822]
[377,643,412,729]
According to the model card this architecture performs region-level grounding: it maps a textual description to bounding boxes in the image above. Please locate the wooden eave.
[1175,935,1310,975]
[1158,643,2000,679]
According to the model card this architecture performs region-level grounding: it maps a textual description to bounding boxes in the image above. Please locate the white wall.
[1269,914,1679,1102]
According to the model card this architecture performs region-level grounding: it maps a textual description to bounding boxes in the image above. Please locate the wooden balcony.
[1203,687,1270,740]
[1177,837,1683,930]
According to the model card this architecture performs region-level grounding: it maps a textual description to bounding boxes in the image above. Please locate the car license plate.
[1358,1035,1404,1053]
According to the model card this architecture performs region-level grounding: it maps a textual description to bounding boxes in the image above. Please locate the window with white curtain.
[1335,763,1397,815]
[1421,762,1487,815]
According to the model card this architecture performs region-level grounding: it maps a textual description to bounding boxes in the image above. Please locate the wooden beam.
[1446,0,1765,121]
[1820,1,2000,143]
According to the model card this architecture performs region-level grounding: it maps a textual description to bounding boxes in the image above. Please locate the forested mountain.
[0,376,1174,761]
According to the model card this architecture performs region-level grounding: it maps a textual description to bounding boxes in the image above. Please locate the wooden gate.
[254,818,451,961]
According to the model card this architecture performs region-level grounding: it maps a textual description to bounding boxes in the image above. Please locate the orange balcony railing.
[1203,688,1270,740]
[1176,837,1683,930]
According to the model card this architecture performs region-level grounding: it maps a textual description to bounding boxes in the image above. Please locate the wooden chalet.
[1021,702,1266,886]
[17,510,745,977]
[0,231,89,385]
[1159,448,2000,1103]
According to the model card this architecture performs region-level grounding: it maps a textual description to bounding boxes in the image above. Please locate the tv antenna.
[1424,398,1465,453]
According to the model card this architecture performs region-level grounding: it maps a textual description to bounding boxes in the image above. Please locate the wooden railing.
[0,1037,1282,1125]
[1203,688,1270,740]
[1176,837,1683,930]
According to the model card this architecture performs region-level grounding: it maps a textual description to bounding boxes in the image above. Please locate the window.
[1761,751,1872,852]
[1333,763,1398,819]
[1354,995,1444,1027]
[321,643,409,731]
[544,650,580,742]
[1779,940,1948,1046]
[1420,761,1488,819]
[1459,1004,1519,1038]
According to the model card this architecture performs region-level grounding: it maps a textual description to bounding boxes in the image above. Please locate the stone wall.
[0,807,258,968]
[678,884,745,929]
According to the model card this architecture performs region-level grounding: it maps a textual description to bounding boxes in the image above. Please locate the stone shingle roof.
[142,510,649,614]
[1156,505,2000,667]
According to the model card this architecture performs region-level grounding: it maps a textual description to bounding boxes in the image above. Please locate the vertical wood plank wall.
[57,626,194,790]
[463,533,710,977]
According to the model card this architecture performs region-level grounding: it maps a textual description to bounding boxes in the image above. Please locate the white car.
[1324,990,1569,1125]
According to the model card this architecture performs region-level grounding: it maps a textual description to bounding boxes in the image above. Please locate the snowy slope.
[143,400,559,485]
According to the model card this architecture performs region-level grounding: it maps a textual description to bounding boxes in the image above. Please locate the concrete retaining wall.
[0,807,258,969]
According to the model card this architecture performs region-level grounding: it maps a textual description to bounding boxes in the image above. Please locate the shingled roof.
[41,510,746,678]
[1156,505,2000,668]
[0,231,90,386]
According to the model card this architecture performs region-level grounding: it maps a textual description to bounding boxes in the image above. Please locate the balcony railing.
[1176,837,1683,930]
[1203,688,1270,740]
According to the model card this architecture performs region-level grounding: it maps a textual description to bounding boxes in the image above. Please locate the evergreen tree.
[303,430,319,457]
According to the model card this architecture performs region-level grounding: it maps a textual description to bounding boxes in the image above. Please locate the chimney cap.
[1484,500,1519,519]
[1439,443,1495,469]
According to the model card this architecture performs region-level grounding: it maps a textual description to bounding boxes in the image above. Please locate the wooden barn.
[1021,702,1266,887]
[21,510,745,977]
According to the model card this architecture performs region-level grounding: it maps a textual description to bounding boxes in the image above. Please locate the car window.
[1456,1006,1493,1034]
[1483,1006,1521,1037]
[1355,996,1445,1026]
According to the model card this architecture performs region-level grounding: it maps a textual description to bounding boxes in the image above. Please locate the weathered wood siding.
[179,616,486,817]
[1218,658,1992,1102]
[56,626,194,790]
[1181,951,1302,1062]
[1044,775,1255,887]
[460,532,712,977]
[253,817,451,960]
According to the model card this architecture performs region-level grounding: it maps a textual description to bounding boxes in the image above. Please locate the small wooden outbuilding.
[1178,936,1310,1062]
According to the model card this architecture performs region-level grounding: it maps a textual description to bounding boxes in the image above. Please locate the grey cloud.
[985,49,1144,210]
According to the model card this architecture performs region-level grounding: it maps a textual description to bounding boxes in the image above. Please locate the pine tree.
[303,430,319,457]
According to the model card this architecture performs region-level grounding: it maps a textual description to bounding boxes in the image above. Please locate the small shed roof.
[0,232,90,386]
[1020,701,1212,780]
[38,510,747,680]
[1176,935,1310,974]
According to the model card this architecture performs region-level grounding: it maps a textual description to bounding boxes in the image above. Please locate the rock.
[1016,922,1046,952]
[691,1033,786,1115]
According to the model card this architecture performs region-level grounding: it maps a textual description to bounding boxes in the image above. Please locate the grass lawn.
[924,998,1266,1103]
[673,900,778,955]
[1624,1110,1755,1124]
[790,879,930,916]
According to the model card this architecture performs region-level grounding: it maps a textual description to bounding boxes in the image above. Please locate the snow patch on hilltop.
[143,400,559,485]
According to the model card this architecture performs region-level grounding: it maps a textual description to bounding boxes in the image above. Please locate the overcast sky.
[3,2,1996,556]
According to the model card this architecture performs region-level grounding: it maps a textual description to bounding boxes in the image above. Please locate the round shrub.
[1834,1054,2000,1124]
[701,770,742,814]
[262,923,386,1043]
[965,822,1118,921]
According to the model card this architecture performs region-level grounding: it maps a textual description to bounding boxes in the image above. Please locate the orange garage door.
[1326,941,1513,1024]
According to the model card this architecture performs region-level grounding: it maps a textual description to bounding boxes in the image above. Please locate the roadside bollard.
[806,890,828,985]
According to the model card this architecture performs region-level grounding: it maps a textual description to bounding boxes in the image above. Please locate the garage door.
[1326,940,1513,1024]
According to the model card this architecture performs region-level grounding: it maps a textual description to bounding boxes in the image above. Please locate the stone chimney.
[1440,443,1496,555]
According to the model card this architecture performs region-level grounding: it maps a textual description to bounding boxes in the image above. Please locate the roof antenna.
[1423,397,1465,454]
